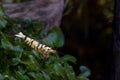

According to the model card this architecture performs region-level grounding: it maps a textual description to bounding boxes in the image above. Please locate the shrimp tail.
[15,32,26,39]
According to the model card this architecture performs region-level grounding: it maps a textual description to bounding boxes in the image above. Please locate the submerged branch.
[2,0,64,30]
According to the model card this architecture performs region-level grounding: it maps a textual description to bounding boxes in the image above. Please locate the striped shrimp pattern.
[15,32,56,58]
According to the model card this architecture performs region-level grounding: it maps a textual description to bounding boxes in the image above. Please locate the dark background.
[61,0,113,80]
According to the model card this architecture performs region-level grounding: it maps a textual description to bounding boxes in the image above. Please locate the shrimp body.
[15,32,56,57]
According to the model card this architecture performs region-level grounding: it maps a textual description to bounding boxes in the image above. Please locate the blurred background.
[61,0,113,80]
[1,0,114,80]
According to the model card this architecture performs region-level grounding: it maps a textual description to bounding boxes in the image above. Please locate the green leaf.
[0,74,5,80]
[27,72,36,78]
[61,55,76,64]
[31,50,41,59]
[79,66,91,77]
[53,63,62,75]
[42,71,50,80]
[26,55,40,71]
[15,71,29,80]
[42,27,64,47]
[28,72,44,80]
[0,5,5,16]
[12,58,21,66]
[0,5,10,29]
[9,76,17,80]
[0,11,4,17]
[1,37,13,50]
[0,19,8,29]
[77,77,89,80]
[23,17,32,23]
[64,63,76,80]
